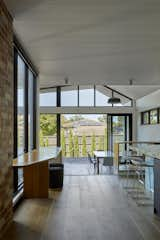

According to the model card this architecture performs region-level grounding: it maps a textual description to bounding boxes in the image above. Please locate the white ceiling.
[110,85,160,99]
[5,0,160,98]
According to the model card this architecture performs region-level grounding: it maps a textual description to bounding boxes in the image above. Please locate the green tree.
[104,128,107,151]
[40,130,45,146]
[70,115,84,122]
[98,115,106,122]
[61,129,66,157]
[91,133,96,156]
[68,129,74,157]
[40,114,57,136]
[46,137,49,146]
[74,135,79,157]
[82,134,87,157]
[98,136,104,150]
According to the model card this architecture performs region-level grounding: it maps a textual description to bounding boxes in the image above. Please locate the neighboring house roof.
[73,120,104,127]
[63,119,105,128]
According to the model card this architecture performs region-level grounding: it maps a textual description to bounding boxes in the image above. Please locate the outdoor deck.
[63,157,113,176]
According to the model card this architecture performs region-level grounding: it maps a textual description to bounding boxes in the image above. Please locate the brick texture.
[0,0,13,238]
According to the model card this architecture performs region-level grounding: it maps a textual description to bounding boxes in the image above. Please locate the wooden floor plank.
[4,175,160,240]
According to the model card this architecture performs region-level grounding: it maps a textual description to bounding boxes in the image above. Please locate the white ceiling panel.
[4,0,160,98]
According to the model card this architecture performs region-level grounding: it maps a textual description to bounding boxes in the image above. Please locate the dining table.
[93,150,113,174]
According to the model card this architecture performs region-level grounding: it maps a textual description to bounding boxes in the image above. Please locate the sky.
[19,87,125,108]
[64,114,105,121]
[39,89,112,107]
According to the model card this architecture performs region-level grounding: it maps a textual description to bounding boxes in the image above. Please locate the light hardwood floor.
[4,175,160,240]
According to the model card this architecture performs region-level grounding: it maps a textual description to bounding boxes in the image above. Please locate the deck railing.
[40,134,124,157]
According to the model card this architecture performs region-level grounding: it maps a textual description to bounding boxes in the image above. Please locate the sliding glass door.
[107,114,132,154]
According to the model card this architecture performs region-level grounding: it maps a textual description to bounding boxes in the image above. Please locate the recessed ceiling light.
[129,79,134,85]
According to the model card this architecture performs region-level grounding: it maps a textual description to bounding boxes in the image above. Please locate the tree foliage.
[82,134,87,157]
[104,128,107,151]
[68,129,74,157]
[91,133,96,156]
[74,135,79,157]
[70,114,84,122]
[61,129,66,156]
[40,114,68,136]
[39,130,49,147]
[98,136,104,150]
[40,114,57,136]
[98,115,106,122]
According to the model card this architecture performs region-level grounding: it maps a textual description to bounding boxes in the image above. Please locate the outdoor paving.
[63,157,113,176]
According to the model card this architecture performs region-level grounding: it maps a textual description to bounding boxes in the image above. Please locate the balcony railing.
[40,134,124,157]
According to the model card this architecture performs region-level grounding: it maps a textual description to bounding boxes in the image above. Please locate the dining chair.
[87,152,97,174]
[101,156,113,174]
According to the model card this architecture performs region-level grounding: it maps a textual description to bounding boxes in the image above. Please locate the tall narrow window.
[13,45,37,196]
[28,70,34,150]
[142,112,149,125]
[17,55,25,155]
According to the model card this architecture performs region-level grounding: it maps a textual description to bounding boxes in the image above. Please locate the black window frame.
[13,39,38,196]
[141,108,159,125]
[40,85,133,108]
[158,108,160,124]
[150,109,158,125]
[141,111,150,125]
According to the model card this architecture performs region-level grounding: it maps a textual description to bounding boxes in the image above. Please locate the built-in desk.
[13,147,62,198]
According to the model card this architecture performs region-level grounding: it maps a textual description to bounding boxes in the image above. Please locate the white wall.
[136,89,160,142]
[36,77,40,148]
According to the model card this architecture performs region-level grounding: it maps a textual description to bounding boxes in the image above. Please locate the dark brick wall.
[0,0,13,237]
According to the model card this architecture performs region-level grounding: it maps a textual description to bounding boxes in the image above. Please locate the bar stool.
[129,159,154,206]
[122,151,145,189]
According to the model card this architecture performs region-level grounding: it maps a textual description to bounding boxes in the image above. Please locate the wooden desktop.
[13,147,62,198]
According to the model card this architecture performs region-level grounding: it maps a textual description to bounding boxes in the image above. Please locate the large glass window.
[61,86,78,106]
[13,47,37,196]
[96,86,112,106]
[28,70,34,150]
[17,55,25,155]
[79,85,94,106]
[61,114,107,158]
[40,91,56,106]
[40,85,132,107]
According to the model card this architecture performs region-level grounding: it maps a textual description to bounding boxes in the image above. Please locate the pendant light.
[108,89,121,104]
[108,96,121,104]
